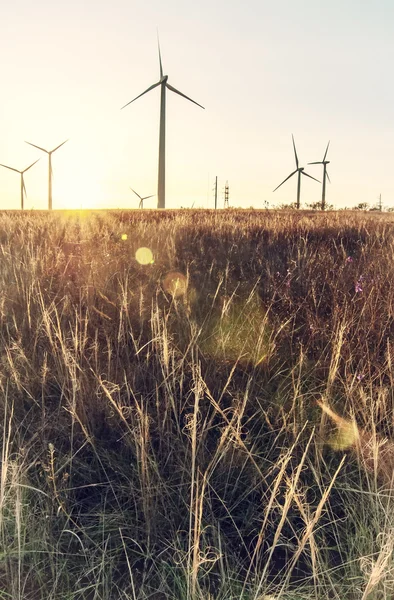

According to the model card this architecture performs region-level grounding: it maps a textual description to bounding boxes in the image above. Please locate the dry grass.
[1,208,394,599]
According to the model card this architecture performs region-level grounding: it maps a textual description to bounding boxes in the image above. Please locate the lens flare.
[198,293,272,366]
[135,247,154,265]
[317,400,360,451]
[162,271,187,297]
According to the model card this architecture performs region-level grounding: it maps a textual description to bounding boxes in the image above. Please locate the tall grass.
[1,209,394,599]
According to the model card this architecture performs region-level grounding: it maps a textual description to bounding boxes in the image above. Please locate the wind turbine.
[121,38,205,209]
[130,186,154,209]
[0,159,39,210]
[308,141,331,210]
[25,139,68,210]
[273,135,320,209]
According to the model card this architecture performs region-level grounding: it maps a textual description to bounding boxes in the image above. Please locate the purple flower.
[355,281,363,293]
[346,256,353,263]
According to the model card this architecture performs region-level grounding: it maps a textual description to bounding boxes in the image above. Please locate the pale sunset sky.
[1,0,393,210]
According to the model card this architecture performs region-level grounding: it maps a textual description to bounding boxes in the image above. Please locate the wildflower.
[346,256,353,263]
[355,278,363,293]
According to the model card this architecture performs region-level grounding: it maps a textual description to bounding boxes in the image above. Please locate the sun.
[55,176,106,210]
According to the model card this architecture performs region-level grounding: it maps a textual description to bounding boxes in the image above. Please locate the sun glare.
[55,173,106,210]
[162,271,187,297]
[135,247,154,265]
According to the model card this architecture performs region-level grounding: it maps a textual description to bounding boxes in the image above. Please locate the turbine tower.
[0,159,39,210]
[273,135,320,209]
[25,140,68,210]
[130,186,154,209]
[121,38,204,209]
[308,141,331,210]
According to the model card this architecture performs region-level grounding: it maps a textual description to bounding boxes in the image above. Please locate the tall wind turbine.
[130,186,154,209]
[308,141,330,210]
[121,38,205,209]
[0,159,39,210]
[273,135,320,209]
[25,140,68,210]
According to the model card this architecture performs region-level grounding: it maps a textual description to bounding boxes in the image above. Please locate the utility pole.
[378,193,382,212]
[214,176,218,209]
[224,181,229,208]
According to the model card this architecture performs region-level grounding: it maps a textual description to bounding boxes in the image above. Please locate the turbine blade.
[326,171,331,184]
[157,32,163,79]
[292,134,299,168]
[142,194,154,200]
[130,187,143,200]
[323,140,330,162]
[273,169,298,192]
[0,163,19,173]
[166,83,205,109]
[121,81,161,109]
[23,177,26,196]
[308,161,323,165]
[22,158,40,173]
[25,141,48,153]
[51,139,68,153]
[301,171,321,184]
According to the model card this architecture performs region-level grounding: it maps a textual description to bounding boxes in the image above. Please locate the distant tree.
[306,201,334,210]
[278,202,297,210]
[352,202,370,210]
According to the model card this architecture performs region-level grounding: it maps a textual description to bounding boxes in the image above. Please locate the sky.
[1,0,393,211]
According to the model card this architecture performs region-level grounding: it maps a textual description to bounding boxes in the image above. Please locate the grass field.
[1,208,394,600]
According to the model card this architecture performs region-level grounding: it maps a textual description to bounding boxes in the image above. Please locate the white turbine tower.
[121,38,204,209]
[308,141,331,210]
[0,159,39,210]
[25,140,68,210]
[130,187,154,209]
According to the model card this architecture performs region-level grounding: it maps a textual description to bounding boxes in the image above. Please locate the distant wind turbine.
[25,140,68,210]
[308,141,331,210]
[0,159,39,210]
[121,37,205,209]
[130,186,154,209]
[273,135,320,209]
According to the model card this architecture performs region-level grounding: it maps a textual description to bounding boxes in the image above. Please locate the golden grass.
[1,208,394,599]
